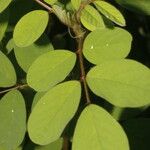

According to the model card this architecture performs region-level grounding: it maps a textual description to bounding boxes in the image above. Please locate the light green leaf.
[6,38,15,54]
[35,138,63,150]
[81,5,105,31]
[72,104,129,150]
[0,0,11,13]
[83,27,132,64]
[0,51,16,87]
[27,50,76,91]
[87,59,150,107]
[28,81,81,145]
[94,1,126,26]
[32,92,46,110]
[44,0,57,5]
[0,90,26,150]
[13,10,49,47]
[115,0,150,15]
[0,9,9,41]
[71,0,81,10]
[14,34,54,72]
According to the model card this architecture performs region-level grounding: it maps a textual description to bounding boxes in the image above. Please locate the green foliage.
[80,5,105,31]
[72,104,129,150]
[87,60,150,107]
[13,10,49,47]
[71,0,81,10]
[14,34,54,72]
[0,0,150,150]
[0,51,16,87]
[83,27,132,64]
[27,50,76,91]
[28,81,81,145]
[0,90,26,150]
[94,1,126,26]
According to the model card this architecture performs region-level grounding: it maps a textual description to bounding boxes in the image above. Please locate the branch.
[34,0,54,13]
[63,137,69,150]
[73,25,91,104]
[0,84,28,95]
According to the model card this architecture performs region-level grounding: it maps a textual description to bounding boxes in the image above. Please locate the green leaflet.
[80,5,105,31]
[27,50,76,91]
[0,90,26,150]
[122,118,150,150]
[28,81,81,145]
[71,0,81,10]
[115,0,150,15]
[0,0,11,13]
[94,1,126,26]
[14,34,54,72]
[72,104,129,150]
[34,138,63,150]
[83,27,132,64]
[87,59,150,107]
[44,0,57,5]
[6,38,15,54]
[32,92,46,110]
[0,51,16,87]
[0,9,9,41]
[13,10,49,47]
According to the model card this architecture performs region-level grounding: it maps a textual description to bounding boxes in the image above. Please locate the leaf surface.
[0,51,16,87]
[94,1,126,26]
[28,81,81,145]
[72,104,129,150]
[0,90,26,150]
[87,59,150,107]
[27,50,76,91]
[13,10,49,47]
[83,27,132,64]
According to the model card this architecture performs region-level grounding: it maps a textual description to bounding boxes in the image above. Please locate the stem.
[63,137,69,150]
[34,0,54,13]
[76,37,91,104]
[0,84,28,95]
